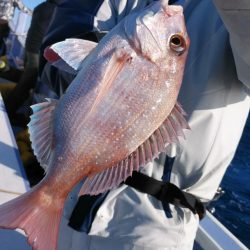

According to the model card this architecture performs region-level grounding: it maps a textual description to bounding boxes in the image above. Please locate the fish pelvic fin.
[79,102,189,196]
[27,98,58,172]
[44,38,97,74]
[0,188,64,250]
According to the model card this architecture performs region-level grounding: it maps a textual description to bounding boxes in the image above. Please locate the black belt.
[125,171,205,220]
[69,171,205,231]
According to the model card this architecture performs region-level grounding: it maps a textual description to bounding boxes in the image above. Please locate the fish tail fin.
[0,188,64,250]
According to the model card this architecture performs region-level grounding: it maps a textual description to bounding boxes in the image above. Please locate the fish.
[0,1,190,249]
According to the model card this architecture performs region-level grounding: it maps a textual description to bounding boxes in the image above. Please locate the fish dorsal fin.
[44,38,97,73]
[27,98,58,172]
[79,102,189,196]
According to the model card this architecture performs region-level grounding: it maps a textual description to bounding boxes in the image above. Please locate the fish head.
[124,0,190,71]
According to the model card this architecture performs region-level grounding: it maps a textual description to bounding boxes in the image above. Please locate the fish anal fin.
[27,98,58,172]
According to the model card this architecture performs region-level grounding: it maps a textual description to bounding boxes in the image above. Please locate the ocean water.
[211,113,250,248]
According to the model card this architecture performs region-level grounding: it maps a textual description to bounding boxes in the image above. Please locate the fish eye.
[169,34,186,55]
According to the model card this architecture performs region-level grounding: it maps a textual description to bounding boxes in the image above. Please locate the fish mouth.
[163,5,184,17]
[123,0,188,61]
[160,0,183,13]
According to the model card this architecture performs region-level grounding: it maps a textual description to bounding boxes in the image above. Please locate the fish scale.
[69,60,154,160]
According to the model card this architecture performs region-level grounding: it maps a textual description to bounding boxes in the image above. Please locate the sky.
[23,0,44,10]
[11,0,44,33]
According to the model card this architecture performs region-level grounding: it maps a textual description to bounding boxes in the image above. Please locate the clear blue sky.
[23,0,44,10]
[12,1,44,30]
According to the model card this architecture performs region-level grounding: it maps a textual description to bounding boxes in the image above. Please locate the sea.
[211,113,250,248]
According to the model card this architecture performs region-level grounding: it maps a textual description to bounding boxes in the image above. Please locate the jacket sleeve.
[13,0,32,15]
[213,0,250,90]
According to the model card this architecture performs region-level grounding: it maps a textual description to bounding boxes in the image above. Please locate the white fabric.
[213,0,250,89]
[93,0,153,32]
[58,0,250,249]
[170,0,250,202]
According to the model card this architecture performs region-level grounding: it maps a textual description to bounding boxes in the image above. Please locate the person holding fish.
[0,0,249,250]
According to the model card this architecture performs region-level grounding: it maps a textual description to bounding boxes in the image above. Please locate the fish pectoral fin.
[90,47,133,113]
[101,47,134,91]
[44,38,97,73]
[79,102,189,196]
[27,98,58,172]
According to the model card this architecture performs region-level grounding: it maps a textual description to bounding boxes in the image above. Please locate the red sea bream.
[0,1,190,249]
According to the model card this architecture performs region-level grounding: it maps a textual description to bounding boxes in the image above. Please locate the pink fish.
[0,1,190,249]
